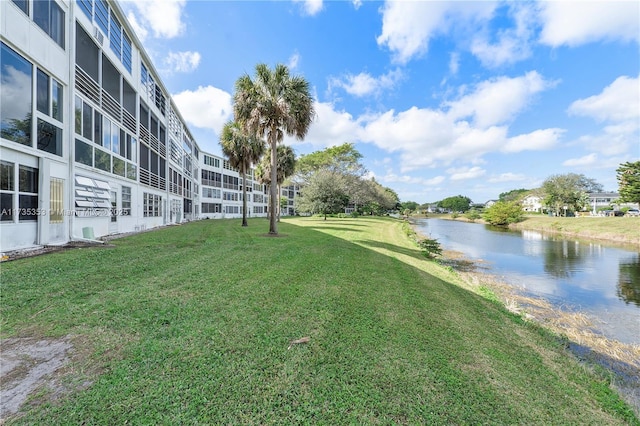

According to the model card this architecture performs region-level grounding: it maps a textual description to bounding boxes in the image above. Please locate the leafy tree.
[219,121,265,227]
[499,188,528,202]
[234,63,315,235]
[295,143,365,180]
[438,195,472,212]
[483,201,524,226]
[465,208,482,222]
[255,145,296,221]
[616,161,640,205]
[542,173,602,216]
[294,170,349,220]
[400,201,419,213]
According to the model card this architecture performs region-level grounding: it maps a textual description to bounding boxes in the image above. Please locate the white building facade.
[1,0,266,252]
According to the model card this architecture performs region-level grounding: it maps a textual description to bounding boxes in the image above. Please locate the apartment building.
[1,0,267,252]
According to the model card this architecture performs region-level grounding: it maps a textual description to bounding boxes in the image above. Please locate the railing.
[75,66,100,105]
[101,89,121,122]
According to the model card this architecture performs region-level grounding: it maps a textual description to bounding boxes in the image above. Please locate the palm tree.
[219,121,265,227]
[256,145,296,221]
[234,63,315,235]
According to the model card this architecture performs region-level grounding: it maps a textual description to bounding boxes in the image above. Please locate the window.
[75,23,99,82]
[78,0,91,19]
[50,178,63,223]
[19,165,38,222]
[109,13,122,60]
[1,43,32,146]
[102,55,121,102]
[122,33,132,74]
[202,203,222,214]
[204,155,220,168]
[34,0,65,49]
[121,186,131,215]
[95,149,110,172]
[202,187,221,199]
[37,119,62,156]
[75,139,93,166]
[0,161,15,222]
[94,0,109,37]
[37,69,49,114]
[143,193,162,217]
[11,0,29,15]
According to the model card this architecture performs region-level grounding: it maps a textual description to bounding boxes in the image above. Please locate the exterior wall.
[522,195,542,212]
[2,0,232,253]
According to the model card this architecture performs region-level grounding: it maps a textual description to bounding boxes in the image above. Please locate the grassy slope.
[1,217,637,425]
[509,215,640,246]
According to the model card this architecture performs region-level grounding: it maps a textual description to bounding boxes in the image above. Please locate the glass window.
[34,0,65,49]
[11,0,29,15]
[0,161,14,191]
[83,102,93,140]
[1,43,32,146]
[75,23,99,82]
[52,80,62,121]
[78,0,91,19]
[37,118,62,156]
[94,0,109,37]
[0,193,14,222]
[126,163,136,181]
[140,144,149,170]
[122,79,136,116]
[18,165,38,222]
[50,178,63,223]
[75,96,82,135]
[102,115,111,150]
[94,111,102,145]
[109,13,122,59]
[37,68,50,114]
[75,139,93,166]
[111,123,120,155]
[113,157,125,177]
[102,55,120,102]
[122,186,131,215]
[95,148,110,172]
[122,33,132,73]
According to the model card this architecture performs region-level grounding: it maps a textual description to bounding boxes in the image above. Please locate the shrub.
[465,208,482,222]
[417,238,443,258]
[483,201,524,226]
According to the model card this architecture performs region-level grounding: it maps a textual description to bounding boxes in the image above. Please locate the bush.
[465,208,482,222]
[483,201,524,226]
[417,238,442,258]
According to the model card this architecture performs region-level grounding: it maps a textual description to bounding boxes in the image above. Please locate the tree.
[295,143,365,180]
[294,170,349,220]
[617,161,640,205]
[400,201,419,213]
[234,63,315,235]
[219,121,265,227]
[499,189,528,202]
[483,201,524,225]
[255,145,296,221]
[542,173,602,216]
[438,195,472,212]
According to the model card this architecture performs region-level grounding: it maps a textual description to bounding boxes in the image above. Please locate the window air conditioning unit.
[93,26,104,46]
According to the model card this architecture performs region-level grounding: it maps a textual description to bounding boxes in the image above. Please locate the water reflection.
[618,255,640,307]
[414,218,640,344]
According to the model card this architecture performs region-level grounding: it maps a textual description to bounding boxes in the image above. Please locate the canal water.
[414,218,640,345]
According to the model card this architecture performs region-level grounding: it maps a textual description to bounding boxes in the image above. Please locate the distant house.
[522,194,543,213]
[587,192,639,213]
[484,200,498,208]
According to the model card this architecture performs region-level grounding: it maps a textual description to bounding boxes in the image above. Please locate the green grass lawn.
[1,217,638,424]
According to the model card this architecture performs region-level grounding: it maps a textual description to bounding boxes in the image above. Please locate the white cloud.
[329,69,403,97]
[487,173,526,183]
[172,86,233,134]
[352,0,363,10]
[539,1,640,47]
[380,172,445,186]
[301,73,560,173]
[126,11,148,43]
[470,3,536,68]
[447,166,486,181]
[125,0,186,40]
[446,71,555,128]
[568,75,640,157]
[164,51,201,73]
[568,75,640,123]
[294,0,323,16]
[376,1,496,64]
[562,153,598,167]
[288,52,300,70]
[449,52,460,75]
[503,128,564,153]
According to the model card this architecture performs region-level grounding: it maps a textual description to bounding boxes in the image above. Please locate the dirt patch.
[0,336,83,421]
[1,241,113,262]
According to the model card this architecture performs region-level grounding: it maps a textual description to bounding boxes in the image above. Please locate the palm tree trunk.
[269,132,278,234]
[277,183,281,222]
[241,167,248,227]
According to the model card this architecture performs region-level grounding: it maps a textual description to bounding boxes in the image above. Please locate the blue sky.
[120,0,639,204]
